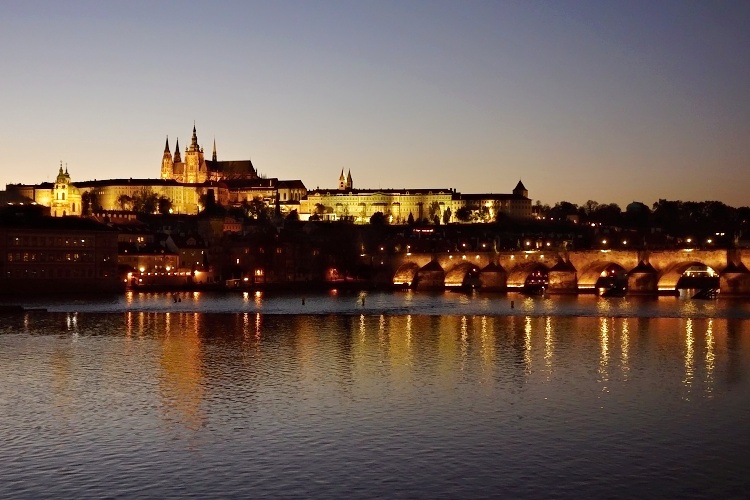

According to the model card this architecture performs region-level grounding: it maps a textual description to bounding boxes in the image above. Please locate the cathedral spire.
[164,136,170,153]
[212,138,217,162]
[174,138,181,163]
[191,122,198,149]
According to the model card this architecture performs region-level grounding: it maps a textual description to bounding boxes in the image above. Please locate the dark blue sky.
[2,0,749,207]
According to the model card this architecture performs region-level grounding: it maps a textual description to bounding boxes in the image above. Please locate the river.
[0,291,748,498]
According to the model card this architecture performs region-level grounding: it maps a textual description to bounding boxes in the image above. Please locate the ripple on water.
[0,312,748,498]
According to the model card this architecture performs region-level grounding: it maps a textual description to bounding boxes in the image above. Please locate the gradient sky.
[2,0,749,208]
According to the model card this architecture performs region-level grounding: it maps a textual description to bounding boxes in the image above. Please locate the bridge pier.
[627,263,659,295]
[547,260,578,294]
[719,262,750,296]
[479,263,507,292]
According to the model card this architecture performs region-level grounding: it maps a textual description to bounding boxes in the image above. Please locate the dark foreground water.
[1,292,749,498]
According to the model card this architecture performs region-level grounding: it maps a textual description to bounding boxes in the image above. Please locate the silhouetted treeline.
[536,199,750,245]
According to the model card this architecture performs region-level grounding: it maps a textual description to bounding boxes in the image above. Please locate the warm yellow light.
[139,266,145,273]
[602,239,607,245]
[165,266,171,271]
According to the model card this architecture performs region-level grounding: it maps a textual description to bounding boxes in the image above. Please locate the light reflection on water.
[0,305,748,497]
[5,290,748,321]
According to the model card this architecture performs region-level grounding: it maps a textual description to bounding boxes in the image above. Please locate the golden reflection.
[242,312,250,342]
[461,316,469,367]
[254,291,262,307]
[544,316,553,378]
[705,319,715,395]
[684,319,694,392]
[596,298,612,314]
[388,316,413,377]
[621,319,630,380]
[379,314,386,348]
[483,316,497,382]
[165,312,171,337]
[23,313,29,332]
[242,291,249,304]
[524,316,532,374]
[125,290,133,305]
[126,311,133,338]
[598,317,609,387]
[360,314,366,343]
[138,312,145,338]
[255,313,262,341]
[159,313,205,432]
[406,314,412,347]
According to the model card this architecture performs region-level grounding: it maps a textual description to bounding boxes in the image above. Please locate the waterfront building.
[0,207,121,294]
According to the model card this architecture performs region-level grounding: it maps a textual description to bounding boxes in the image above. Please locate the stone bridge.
[375,248,750,296]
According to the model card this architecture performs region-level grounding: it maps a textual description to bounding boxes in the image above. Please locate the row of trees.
[116,189,173,214]
[537,199,750,238]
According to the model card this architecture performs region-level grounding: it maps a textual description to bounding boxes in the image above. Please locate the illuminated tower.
[184,124,207,183]
[346,169,353,190]
[212,138,217,162]
[173,138,181,163]
[161,136,173,180]
[338,169,346,190]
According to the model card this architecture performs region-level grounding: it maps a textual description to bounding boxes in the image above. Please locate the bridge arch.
[507,262,549,289]
[577,261,628,290]
[444,262,481,288]
[393,262,420,287]
[657,261,719,291]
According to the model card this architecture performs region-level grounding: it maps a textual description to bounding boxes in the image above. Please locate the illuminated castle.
[161,124,258,183]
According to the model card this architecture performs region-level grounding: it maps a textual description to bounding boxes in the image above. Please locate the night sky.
[2,0,749,208]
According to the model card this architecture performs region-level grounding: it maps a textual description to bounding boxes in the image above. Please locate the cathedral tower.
[161,136,173,180]
[338,169,347,191]
[184,124,207,183]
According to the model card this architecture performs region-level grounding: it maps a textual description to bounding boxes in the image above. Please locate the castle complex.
[5,124,531,223]
[8,125,305,216]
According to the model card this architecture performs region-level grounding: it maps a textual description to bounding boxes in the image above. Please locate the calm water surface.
[1,292,749,498]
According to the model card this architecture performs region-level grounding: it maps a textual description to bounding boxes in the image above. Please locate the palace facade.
[299,172,531,223]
